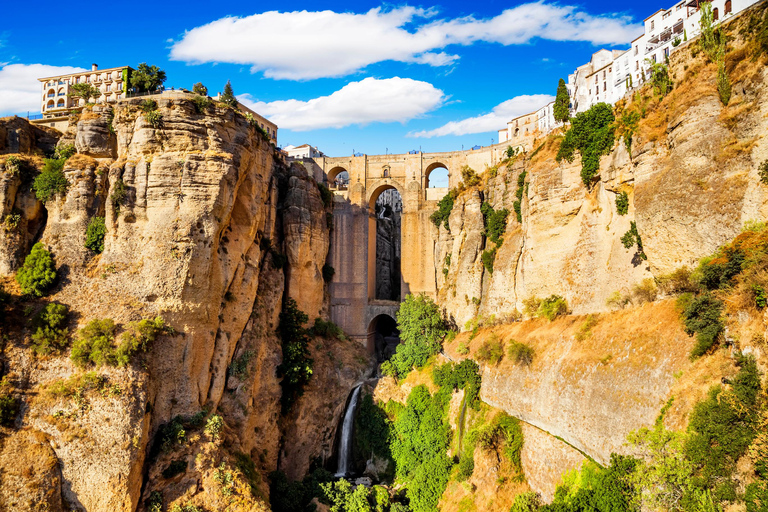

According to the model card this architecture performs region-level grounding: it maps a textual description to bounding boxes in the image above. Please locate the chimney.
[91,63,98,71]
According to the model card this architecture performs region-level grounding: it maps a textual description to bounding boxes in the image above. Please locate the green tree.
[220,80,238,107]
[554,78,571,123]
[33,158,69,203]
[130,63,167,93]
[276,298,313,413]
[67,83,101,105]
[70,318,117,367]
[31,303,69,354]
[15,243,57,297]
[85,216,106,253]
[192,82,208,96]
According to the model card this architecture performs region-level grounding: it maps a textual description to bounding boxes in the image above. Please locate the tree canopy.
[553,78,571,123]
[130,63,167,93]
[67,83,101,104]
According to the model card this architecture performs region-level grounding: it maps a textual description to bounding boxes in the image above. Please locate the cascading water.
[335,385,362,477]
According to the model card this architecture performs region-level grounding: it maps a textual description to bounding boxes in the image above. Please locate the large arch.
[425,162,449,189]
[367,183,404,302]
[366,314,400,359]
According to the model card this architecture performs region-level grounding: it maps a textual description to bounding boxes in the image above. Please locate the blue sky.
[0,0,669,156]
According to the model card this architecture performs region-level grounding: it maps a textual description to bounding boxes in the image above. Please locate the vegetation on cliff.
[276,298,314,413]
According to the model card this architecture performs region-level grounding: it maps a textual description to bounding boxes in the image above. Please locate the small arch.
[368,183,403,211]
[46,100,54,109]
[366,314,400,360]
[328,166,349,190]
[425,162,449,188]
[56,99,65,108]
[47,88,56,98]
[724,0,732,14]
[514,128,520,137]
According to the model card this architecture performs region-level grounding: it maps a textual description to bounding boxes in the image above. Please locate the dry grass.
[65,153,97,170]
[718,99,753,131]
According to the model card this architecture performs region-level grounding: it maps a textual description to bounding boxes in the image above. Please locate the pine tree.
[220,80,238,108]
[553,78,570,124]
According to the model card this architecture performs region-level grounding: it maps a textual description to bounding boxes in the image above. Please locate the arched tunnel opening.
[374,188,402,301]
[367,314,401,363]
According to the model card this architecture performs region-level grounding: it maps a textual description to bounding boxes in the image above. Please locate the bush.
[229,349,255,379]
[697,247,744,290]
[310,317,345,340]
[317,182,333,208]
[0,377,19,426]
[556,103,615,187]
[430,191,456,229]
[144,110,162,128]
[456,341,469,355]
[15,243,57,297]
[54,144,76,160]
[511,491,543,512]
[539,295,568,321]
[513,170,528,222]
[460,165,480,187]
[760,160,768,185]
[114,317,170,367]
[432,360,481,408]
[476,412,523,467]
[385,294,447,379]
[111,178,128,213]
[205,414,224,439]
[140,99,157,112]
[476,334,504,365]
[615,191,629,215]
[322,264,335,283]
[33,158,68,203]
[632,278,658,304]
[71,318,117,367]
[31,303,69,354]
[507,340,535,366]
[481,202,510,245]
[354,393,392,462]
[85,216,107,253]
[482,247,497,274]
[717,62,732,106]
[192,95,211,113]
[681,294,724,358]
[276,298,313,413]
[621,221,646,260]
[657,266,697,295]
[220,80,238,108]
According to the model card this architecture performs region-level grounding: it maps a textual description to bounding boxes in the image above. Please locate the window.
[596,87,599,95]
[603,70,606,79]
[76,77,80,84]
[106,84,111,92]
[603,82,607,91]
[725,0,732,14]
[86,77,90,83]
[117,82,122,91]
[663,11,671,19]
[634,45,639,56]
[652,54,657,63]
[713,7,719,20]
[609,66,612,73]
[651,20,655,30]
[636,61,639,70]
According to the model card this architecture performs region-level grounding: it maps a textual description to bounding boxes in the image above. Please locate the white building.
[283,144,324,160]
[567,49,628,114]
[535,101,562,133]
[498,111,539,144]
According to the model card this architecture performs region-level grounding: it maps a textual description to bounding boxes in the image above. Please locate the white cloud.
[0,63,86,116]
[409,94,554,138]
[238,77,445,131]
[170,3,641,80]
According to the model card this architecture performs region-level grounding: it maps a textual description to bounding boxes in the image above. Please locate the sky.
[0,0,671,157]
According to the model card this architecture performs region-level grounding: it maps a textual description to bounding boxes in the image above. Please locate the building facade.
[38,64,132,119]
[498,111,540,144]
[283,144,325,160]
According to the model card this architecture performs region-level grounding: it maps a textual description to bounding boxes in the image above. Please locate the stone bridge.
[301,141,531,352]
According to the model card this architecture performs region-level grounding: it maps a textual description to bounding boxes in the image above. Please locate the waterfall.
[335,385,362,477]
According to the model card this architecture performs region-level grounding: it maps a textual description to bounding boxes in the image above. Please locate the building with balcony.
[498,111,540,144]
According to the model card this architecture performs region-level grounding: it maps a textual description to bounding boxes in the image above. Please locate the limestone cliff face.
[0,98,350,511]
[435,14,768,329]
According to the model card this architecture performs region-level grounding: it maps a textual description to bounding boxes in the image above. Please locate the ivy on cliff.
[276,298,313,414]
[556,103,615,187]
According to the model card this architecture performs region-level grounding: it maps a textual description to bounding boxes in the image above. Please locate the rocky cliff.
[0,96,367,511]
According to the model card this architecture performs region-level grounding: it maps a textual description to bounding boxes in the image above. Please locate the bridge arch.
[366,314,400,360]
[425,162,449,189]
[367,181,404,210]
[327,166,349,190]
[367,183,404,302]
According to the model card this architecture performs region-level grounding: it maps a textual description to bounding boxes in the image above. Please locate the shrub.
[556,103,615,187]
[385,294,447,379]
[147,491,163,512]
[276,298,313,413]
[229,349,255,379]
[507,340,535,366]
[538,295,568,321]
[111,178,128,213]
[192,95,211,113]
[430,191,456,229]
[205,414,224,439]
[4,155,21,176]
[575,314,598,341]
[482,247,497,274]
[523,297,542,318]
[115,317,170,367]
[481,202,510,245]
[84,216,106,253]
[717,62,732,106]
[647,61,672,97]
[657,266,697,295]
[33,158,68,203]
[476,412,523,467]
[513,170,527,223]
[460,165,480,187]
[322,263,335,282]
[70,318,117,367]
[192,82,208,96]
[139,99,157,112]
[476,334,504,365]
[697,247,744,290]
[0,377,19,426]
[354,393,392,462]
[615,191,629,215]
[317,182,333,208]
[31,302,69,354]
[621,221,646,260]
[456,341,469,355]
[170,504,202,512]
[15,243,57,297]
[144,110,162,128]
[54,144,76,160]
[745,482,768,512]
[759,160,768,185]
[511,491,542,512]
[681,294,724,358]
[310,318,345,340]
[632,278,658,304]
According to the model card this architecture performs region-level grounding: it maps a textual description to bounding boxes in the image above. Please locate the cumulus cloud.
[409,94,554,138]
[0,63,86,116]
[170,3,641,80]
[238,77,445,131]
